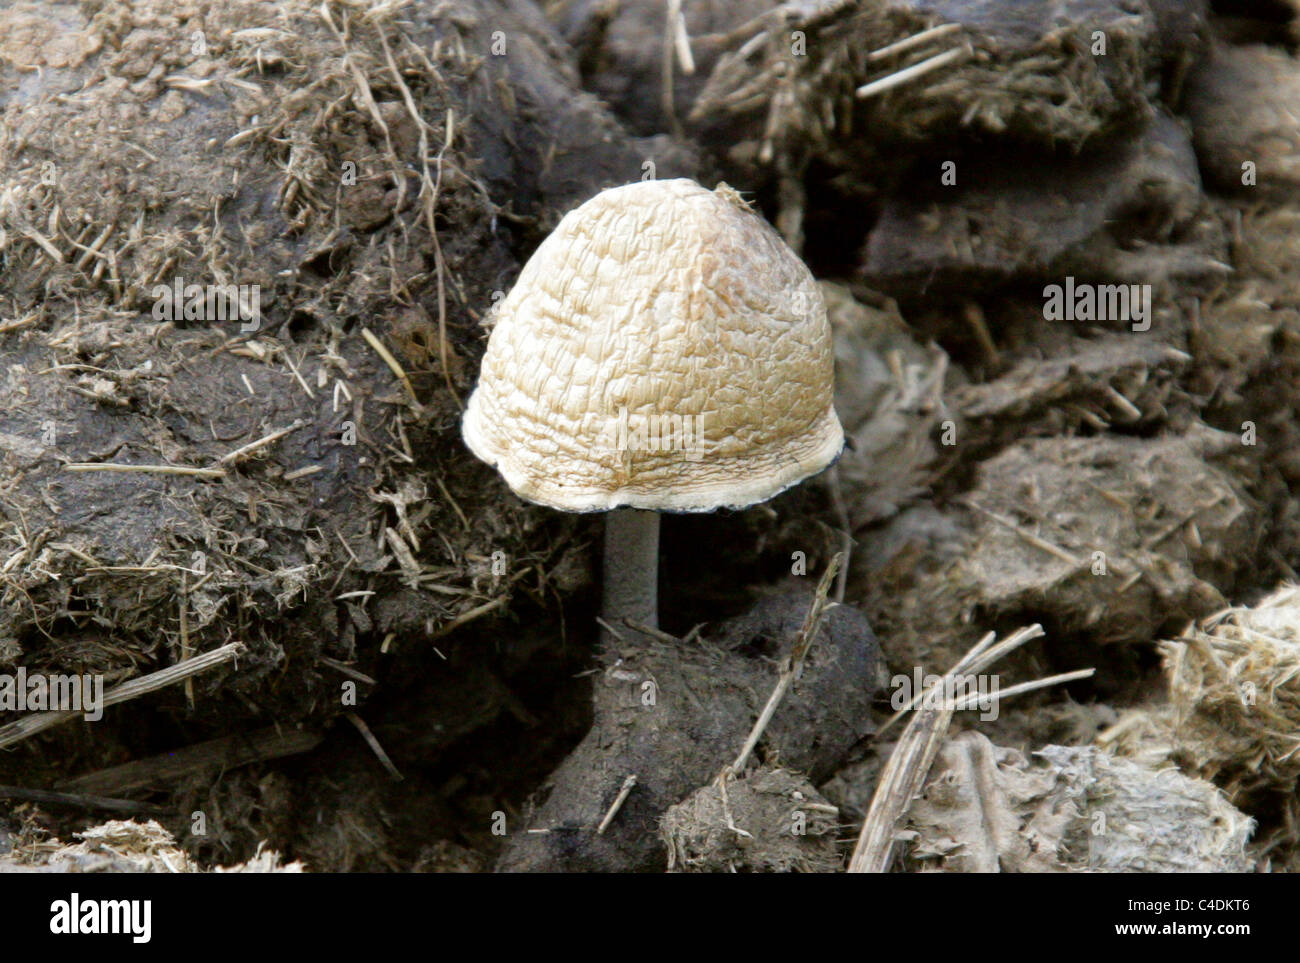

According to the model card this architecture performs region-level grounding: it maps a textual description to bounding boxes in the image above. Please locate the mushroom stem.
[602,508,660,643]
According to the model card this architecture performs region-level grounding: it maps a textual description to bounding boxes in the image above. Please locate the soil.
[1,0,1298,872]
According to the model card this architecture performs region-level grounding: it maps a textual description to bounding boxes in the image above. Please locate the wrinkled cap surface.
[462,178,844,512]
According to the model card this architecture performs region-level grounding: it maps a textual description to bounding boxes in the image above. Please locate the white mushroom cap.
[462,178,844,512]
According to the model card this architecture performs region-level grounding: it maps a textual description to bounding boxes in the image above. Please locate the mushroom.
[461,178,843,642]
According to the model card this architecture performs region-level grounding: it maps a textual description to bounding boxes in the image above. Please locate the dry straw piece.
[1,819,302,873]
[1160,584,1300,793]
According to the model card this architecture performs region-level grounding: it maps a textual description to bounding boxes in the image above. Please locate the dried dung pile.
[0,0,694,868]
[900,732,1253,873]
[1186,42,1300,197]
[662,767,841,873]
[1162,586,1300,789]
[1156,586,1300,863]
[824,280,949,529]
[862,112,1227,298]
[552,0,1196,163]
[857,422,1258,687]
[1094,586,1300,868]
[1,0,1299,875]
[542,0,1209,261]
[497,591,879,872]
